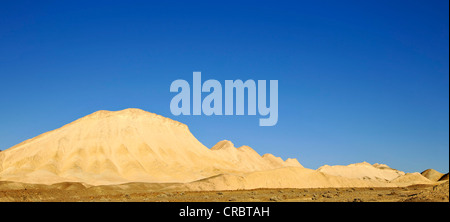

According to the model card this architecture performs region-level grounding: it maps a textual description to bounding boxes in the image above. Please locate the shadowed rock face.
[439,173,449,181]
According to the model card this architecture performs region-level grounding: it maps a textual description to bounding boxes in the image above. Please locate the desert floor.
[0,181,448,202]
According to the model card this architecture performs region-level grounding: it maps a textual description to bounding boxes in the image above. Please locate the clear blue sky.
[0,0,448,173]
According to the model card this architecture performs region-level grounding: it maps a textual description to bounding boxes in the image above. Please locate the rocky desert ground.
[0,180,448,202]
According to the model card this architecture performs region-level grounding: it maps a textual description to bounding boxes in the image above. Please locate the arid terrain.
[0,109,448,202]
[0,180,448,202]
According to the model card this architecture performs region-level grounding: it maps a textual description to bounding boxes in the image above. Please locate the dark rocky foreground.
[0,180,448,202]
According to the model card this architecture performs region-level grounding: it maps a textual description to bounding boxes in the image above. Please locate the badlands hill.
[0,108,441,190]
[0,109,300,185]
[390,173,434,186]
[317,162,405,182]
[173,167,392,191]
[421,169,445,182]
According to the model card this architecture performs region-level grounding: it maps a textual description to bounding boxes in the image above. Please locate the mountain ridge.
[0,108,299,185]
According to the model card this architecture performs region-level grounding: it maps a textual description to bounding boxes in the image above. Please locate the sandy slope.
[0,108,442,190]
[421,169,445,182]
[390,173,434,186]
[210,140,303,171]
[171,167,396,191]
[317,162,405,182]
[0,109,299,185]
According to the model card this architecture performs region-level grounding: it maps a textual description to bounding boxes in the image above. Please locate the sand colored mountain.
[0,108,442,190]
[170,167,395,191]
[210,140,303,170]
[317,163,437,186]
[0,109,300,185]
[317,162,405,182]
[421,169,445,182]
[390,173,434,186]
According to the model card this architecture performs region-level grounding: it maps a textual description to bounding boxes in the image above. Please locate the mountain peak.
[77,108,188,129]
[421,169,445,182]
[87,108,149,117]
[0,110,305,185]
[211,140,235,150]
